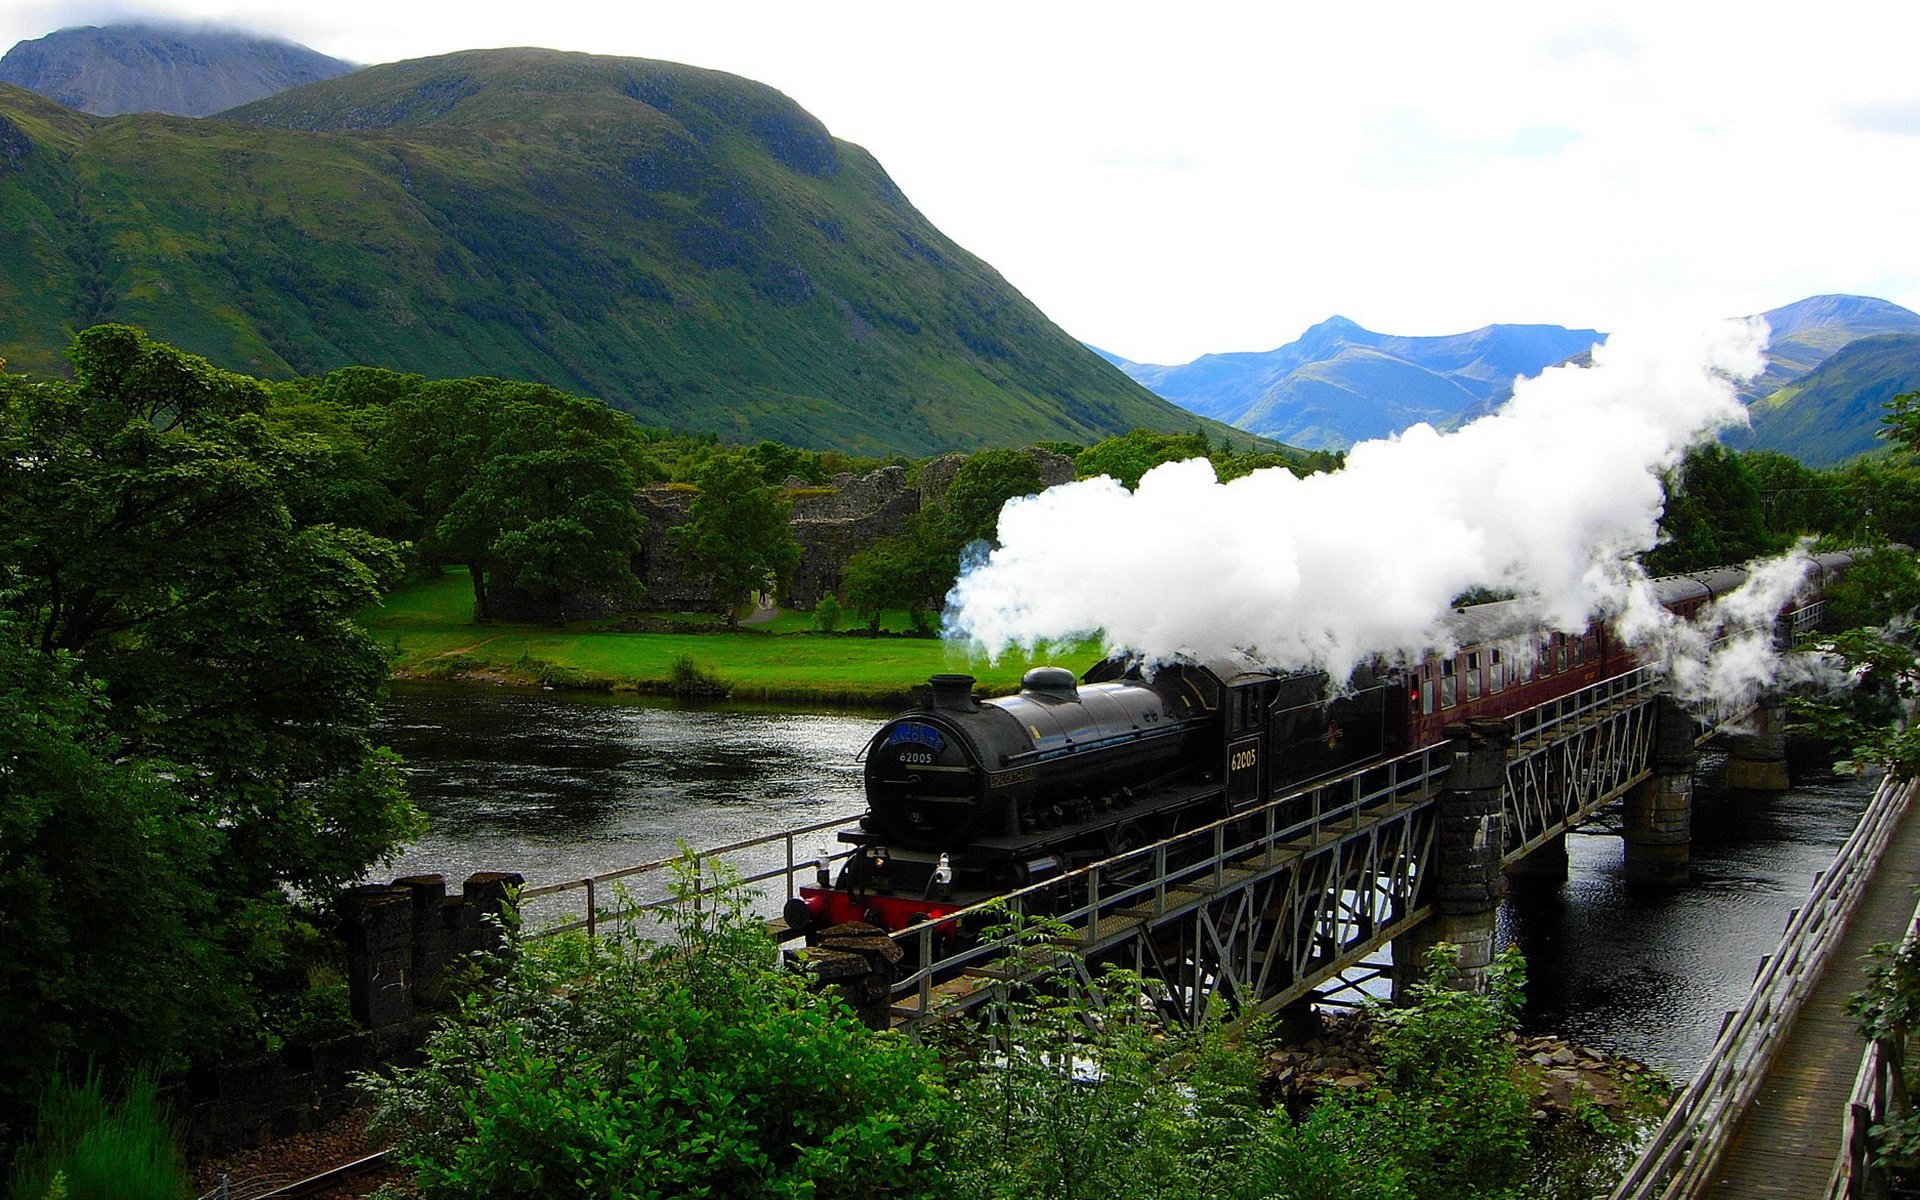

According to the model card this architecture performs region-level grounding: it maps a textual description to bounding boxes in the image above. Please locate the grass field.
[362,570,1104,706]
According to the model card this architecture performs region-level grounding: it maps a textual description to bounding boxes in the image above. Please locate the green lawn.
[362,570,1103,706]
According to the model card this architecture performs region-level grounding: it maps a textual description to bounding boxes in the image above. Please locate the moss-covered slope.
[0,50,1208,454]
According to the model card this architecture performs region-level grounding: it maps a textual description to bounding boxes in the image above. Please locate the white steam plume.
[947,320,1800,694]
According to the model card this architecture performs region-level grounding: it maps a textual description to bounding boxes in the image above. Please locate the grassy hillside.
[1737,334,1920,467]
[0,50,1221,455]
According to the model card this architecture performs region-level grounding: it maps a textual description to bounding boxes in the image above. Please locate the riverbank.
[362,570,1101,707]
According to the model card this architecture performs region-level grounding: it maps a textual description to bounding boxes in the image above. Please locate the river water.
[375,683,1875,1081]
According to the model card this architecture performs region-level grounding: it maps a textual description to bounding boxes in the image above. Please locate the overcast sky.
[5,1,1917,364]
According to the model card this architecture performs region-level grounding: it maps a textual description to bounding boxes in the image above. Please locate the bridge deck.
[1701,784,1920,1200]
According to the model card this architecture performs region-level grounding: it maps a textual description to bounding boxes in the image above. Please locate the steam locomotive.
[783,552,1856,938]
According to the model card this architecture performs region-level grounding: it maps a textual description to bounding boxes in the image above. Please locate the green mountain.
[0,48,1216,455]
[1733,334,1920,467]
[1734,294,1920,405]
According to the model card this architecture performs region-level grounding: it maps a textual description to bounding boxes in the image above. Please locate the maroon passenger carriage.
[783,551,1856,939]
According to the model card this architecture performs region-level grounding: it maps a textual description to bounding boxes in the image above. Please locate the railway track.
[200,1149,393,1200]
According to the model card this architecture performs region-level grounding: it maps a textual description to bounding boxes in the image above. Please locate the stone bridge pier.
[1624,694,1700,887]
[1724,700,1792,792]
[1394,721,1509,997]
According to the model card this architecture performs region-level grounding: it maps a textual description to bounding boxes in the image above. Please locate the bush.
[666,653,730,697]
[812,594,844,633]
[6,1070,189,1200]
[1322,945,1534,1200]
[366,857,952,1199]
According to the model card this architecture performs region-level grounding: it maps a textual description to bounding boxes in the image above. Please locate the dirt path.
[431,635,504,657]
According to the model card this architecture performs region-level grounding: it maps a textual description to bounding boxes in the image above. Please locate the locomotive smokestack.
[929,673,977,711]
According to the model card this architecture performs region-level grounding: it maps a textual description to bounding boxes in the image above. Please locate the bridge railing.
[515,810,862,938]
[1609,772,1918,1200]
[1508,664,1663,747]
[1830,889,1920,1199]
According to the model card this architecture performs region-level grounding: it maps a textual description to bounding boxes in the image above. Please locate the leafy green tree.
[670,453,800,627]
[0,326,418,899]
[1880,390,1920,455]
[0,626,238,1144]
[902,448,1049,612]
[928,448,1043,549]
[435,442,645,615]
[1076,428,1213,490]
[1645,443,1776,574]
[1743,450,1854,542]
[369,859,952,1200]
[377,378,653,619]
[0,327,423,1145]
[840,534,943,635]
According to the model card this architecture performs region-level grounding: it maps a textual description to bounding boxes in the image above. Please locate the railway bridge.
[521,645,1812,1032]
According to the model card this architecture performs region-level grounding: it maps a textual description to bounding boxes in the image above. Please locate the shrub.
[666,653,729,697]
[812,594,843,633]
[366,857,952,1199]
[6,1070,189,1200]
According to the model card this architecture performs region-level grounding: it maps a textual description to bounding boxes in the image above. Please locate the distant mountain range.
[0,23,355,116]
[1097,319,1603,451]
[0,36,1227,456]
[1104,295,1920,465]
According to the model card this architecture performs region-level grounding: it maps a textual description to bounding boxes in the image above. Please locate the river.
[375,683,1875,1081]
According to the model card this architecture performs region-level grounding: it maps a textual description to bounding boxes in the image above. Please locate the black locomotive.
[789,654,1388,934]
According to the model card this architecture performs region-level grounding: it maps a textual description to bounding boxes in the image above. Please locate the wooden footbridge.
[1609,770,1920,1200]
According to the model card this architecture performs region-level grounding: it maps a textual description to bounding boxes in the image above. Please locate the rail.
[516,811,861,938]
[1609,772,1919,1200]
[1509,663,1663,747]
[1829,888,1920,1199]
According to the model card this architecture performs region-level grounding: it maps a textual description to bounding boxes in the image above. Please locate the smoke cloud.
[946,319,1812,699]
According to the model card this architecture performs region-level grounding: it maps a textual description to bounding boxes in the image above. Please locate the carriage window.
[1557,636,1569,673]
[1573,635,1586,666]
[1421,677,1435,715]
[1465,652,1482,701]
[1439,659,1457,708]
[1490,649,1504,693]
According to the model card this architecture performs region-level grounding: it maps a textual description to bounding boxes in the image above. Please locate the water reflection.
[1501,767,1874,1078]
[377,684,879,887]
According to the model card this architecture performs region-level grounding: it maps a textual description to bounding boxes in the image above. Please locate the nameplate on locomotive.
[885,722,946,752]
[989,765,1038,789]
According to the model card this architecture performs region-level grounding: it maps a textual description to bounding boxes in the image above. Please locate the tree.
[0,625,237,1142]
[0,326,418,899]
[0,327,426,1144]
[1076,429,1213,490]
[841,534,944,635]
[1644,443,1775,574]
[929,448,1044,549]
[670,453,799,627]
[376,378,654,620]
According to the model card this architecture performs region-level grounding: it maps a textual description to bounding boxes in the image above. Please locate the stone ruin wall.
[621,446,1076,614]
